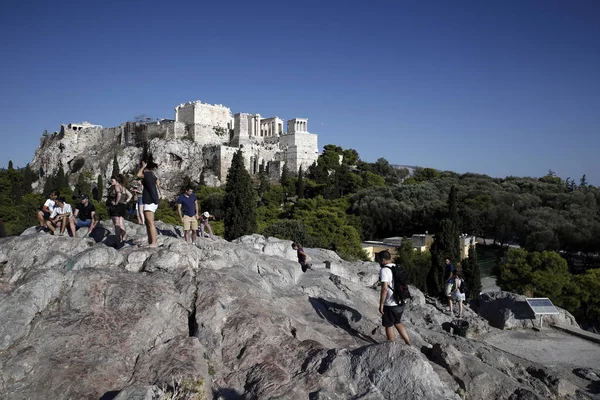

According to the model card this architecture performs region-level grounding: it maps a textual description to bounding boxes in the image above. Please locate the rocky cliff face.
[31,126,219,199]
[0,223,597,400]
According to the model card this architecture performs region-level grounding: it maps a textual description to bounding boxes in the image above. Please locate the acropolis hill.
[30,100,319,198]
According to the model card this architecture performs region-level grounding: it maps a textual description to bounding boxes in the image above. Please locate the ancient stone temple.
[171,100,319,181]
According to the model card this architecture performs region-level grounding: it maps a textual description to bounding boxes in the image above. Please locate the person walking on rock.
[198,211,215,240]
[137,159,160,247]
[177,187,199,244]
[444,258,456,313]
[451,272,466,318]
[378,250,411,344]
[292,242,311,272]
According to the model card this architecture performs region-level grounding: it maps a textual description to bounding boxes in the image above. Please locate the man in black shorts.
[378,250,411,344]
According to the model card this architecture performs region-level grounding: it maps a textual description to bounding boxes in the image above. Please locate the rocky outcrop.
[0,226,596,399]
[476,291,578,330]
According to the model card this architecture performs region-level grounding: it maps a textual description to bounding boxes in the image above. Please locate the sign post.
[525,298,559,330]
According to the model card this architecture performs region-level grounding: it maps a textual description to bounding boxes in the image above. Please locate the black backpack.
[384,265,412,305]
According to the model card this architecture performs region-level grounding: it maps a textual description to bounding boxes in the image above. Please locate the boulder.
[477,291,579,330]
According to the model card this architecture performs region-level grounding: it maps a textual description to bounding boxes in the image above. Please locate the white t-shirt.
[50,203,73,219]
[44,199,56,212]
[380,264,399,306]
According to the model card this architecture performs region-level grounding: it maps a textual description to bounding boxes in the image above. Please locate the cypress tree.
[448,185,460,231]
[75,173,91,198]
[198,169,206,188]
[296,166,305,199]
[96,174,103,201]
[224,150,257,241]
[8,163,22,204]
[111,153,120,178]
[56,165,68,191]
[280,163,290,186]
[461,247,482,299]
[258,170,270,198]
[428,218,460,296]
[21,164,33,195]
[43,174,55,197]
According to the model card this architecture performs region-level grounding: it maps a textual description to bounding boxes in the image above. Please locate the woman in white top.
[452,272,466,318]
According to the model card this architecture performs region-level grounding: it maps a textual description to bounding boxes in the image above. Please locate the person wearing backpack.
[451,272,466,318]
[377,250,411,344]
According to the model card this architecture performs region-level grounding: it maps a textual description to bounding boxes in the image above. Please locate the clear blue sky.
[1,0,599,184]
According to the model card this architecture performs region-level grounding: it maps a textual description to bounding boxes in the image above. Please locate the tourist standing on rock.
[198,211,215,240]
[131,180,144,225]
[292,242,311,272]
[73,194,97,236]
[377,250,411,344]
[137,159,160,248]
[444,258,455,312]
[452,272,466,318]
[36,190,59,230]
[46,196,75,236]
[177,187,199,244]
[108,174,130,246]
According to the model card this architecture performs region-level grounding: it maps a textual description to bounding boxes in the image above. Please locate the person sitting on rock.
[377,250,411,344]
[36,190,59,231]
[46,196,75,236]
[73,194,97,236]
[198,211,215,240]
[451,272,466,318]
[292,242,311,272]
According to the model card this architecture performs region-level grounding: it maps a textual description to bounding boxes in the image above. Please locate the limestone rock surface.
[0,225,596,400]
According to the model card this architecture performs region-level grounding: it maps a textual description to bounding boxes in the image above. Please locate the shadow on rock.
[308,297,377,345]
[157,227,181,238]
[99,390,119,400]
[89,224,110,243]
[213,387,246,399]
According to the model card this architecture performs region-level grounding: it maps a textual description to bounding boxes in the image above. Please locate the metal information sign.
[526,298,559,329]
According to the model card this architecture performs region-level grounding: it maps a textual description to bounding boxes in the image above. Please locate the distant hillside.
[392,164,418,176]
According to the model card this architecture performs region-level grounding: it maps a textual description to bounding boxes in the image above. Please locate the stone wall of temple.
[279,132,318,171]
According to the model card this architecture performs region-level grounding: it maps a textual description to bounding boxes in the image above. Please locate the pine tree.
[296,166,305,199]
[8,160,14,171]
[111,153,120,178]
[224,150,257,241]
